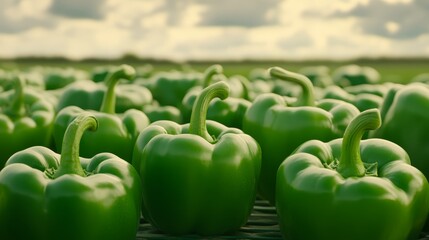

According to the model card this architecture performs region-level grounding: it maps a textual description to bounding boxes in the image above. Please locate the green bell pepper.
[321,85,383,112]
[202,97,251,129]
[276,109,429,240]
[246,68,274,100]
[96,64,153,84]
[182,94,251,129]
[144,70,203,107]
[91,65,114,83]
[412,73,429,84]
[181,65,252,127]
[211,73,251,100]
[53,65,150,163]
[142,102,183,123]
[370,82,429,181]
[0,113,142,240]
[270,78,302,99]
[0,76,55,168]
[298,65,333,88]
[343,83,395,97]
[0,70,45,91]
[332,64,380,87]
[93,65,154,83]
[56,64,152,113]
[114,83,153,113]
[247,78,273,101]
[43,67,89,90]
[136,64,154,79]
[248,67,270,81]
[132,81,261,235]
[180,64,224,121]
[243,67,360,204]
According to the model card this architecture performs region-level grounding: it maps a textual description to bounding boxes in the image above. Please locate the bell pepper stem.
[337,109,381,178]
[100,64,136,114]
[230,74,251,100]
[203,64,223,88]
[189,81,229,142]
[53,113,98,178]
[237,75,251,100]
[269,67,315,106]
[6,76,26,118]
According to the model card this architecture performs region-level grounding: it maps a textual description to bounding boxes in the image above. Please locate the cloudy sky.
[1,0,428,60]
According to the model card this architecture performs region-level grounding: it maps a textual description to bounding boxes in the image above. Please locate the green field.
[1,57,428,84]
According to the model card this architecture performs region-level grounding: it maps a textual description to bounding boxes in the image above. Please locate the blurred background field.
[1,56,427,85]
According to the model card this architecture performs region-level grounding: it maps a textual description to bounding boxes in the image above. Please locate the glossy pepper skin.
[276,109,429,240]
[343,83,396,98]
[0,70,45,91]
[53,65,149,163]
[180,64,224,122]
[145,70,203,107]
[181,66,252,128]
[298,65,333,88]
[43,67,89,90]
[182,96,251,129]
[132,81,261,236]
[0,113,142,240]
[142,103,183,123]
[332,64,380,87]
[56,64,152,113]
[370,83,429,180]
[211,73,251,100]
[0,76,55,168]
[242,67,360,204]
[321,85,383,112]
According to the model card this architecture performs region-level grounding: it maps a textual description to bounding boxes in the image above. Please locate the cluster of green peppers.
[0,62,429,240]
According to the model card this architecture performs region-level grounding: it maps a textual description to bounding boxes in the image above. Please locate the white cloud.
[385,21,400,34]
[285,0,369,20]
[108,0,281,27]
[49,0,108,19]
[0,20,131,59]
[330,0,429,39]
[139,12,168,29]
[0,0,54,33]
[6,0,52,19]
[277,31,314,50]
[196,0,280,26]
[105,0,164,29]
[382,0,412,3]
[180,4,205,27]
[133,0,199,27]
